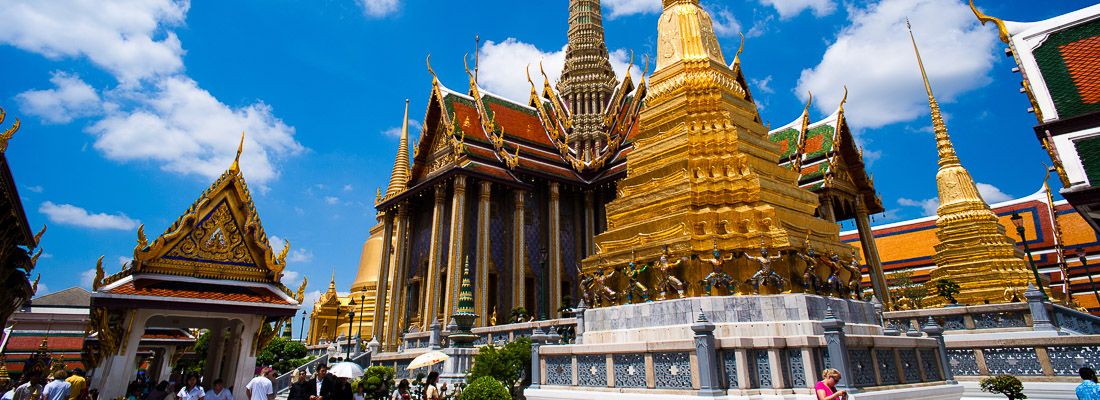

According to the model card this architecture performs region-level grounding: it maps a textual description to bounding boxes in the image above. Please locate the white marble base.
[958,380,1079,400]
[525,383,964,400]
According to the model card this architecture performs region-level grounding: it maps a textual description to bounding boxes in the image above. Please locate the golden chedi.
[907,26,1035,305]
[582,0,853,299]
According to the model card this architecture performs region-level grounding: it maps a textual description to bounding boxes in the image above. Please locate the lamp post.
[1078,248,1100,308]
[1011,213,1046,297]
[540,248,549,321]
[299,310,306,343]
[346,309,355,359]
[347,299,356,356]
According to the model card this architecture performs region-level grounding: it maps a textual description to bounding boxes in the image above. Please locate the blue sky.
[0,0,1093,330]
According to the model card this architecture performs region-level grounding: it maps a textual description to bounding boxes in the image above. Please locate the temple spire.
[907,20,961,168]
[559,0,617,161]
[230,131,245,173]
[385,100,411,198]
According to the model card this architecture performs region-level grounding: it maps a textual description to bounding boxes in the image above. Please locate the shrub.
[459,377,510,400]
[361,366,395,400]
[468,337,531,398]
[980,374,1027,400]
[935,278,961,305]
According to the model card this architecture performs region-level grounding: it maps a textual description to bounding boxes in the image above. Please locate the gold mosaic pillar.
[476,181,492,326]
[383,205,409,351]
[422,185,447,330]
[371,211,395,341]
[855,198,890,307]
[444,175,467,325]
[513,190,527,313]
[549,182,562,317]
[584,191,595,256]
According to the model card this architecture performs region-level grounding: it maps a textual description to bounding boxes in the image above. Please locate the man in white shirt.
[41,371,70,400]
[204,380,233,400]
[245,367,274,400]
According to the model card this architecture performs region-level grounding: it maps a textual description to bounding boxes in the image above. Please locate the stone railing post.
[368,336,380,356]
[1025,283,1056,331]
[575,300,587,344]
[530,327,547,389]
[692,310,723,397]
[822,306,855,392]
[921,317,955,384]
[429,319,442,350]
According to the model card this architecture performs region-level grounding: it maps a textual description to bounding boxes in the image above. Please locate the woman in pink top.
[815,368,847,400]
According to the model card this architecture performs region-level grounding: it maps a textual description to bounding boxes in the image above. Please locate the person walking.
[204,380,233,400]
[41,371,70,400]
[389,380,409,400]
[815,368,847,400]
[307,366,336,400]
[176,374,204,400]
[422,372,441,400]
[1078,367,1100,400]
[287,371,310,400]
[245,368,274,400]
[64,370,86,400]
[13,372,44,400]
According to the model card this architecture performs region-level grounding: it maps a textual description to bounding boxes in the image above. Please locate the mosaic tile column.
[384,205,410,351]
[513,190,527,312]
[584,191,594,256]
[549,182,562,317]
[422,185,448,331]
[371,210,396,342]
[476,181,491,327]
[855,198,890,307]
[444,175,467,325]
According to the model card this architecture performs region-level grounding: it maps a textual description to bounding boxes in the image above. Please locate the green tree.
[257,337,310,373]
[459,377,510,400]
[934,278,961,305]
[887,270,929,309]
[175,330,209,374]
[980,375,1027,400]
[358,366,395,400]
[468,337,531,399]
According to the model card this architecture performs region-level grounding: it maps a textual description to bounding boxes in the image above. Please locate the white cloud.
[289,248,313,263]
[118,256,132,268]
[39,201,138,230]
[87,76,302,184]
[477,39,635,103]
[270,235,313,263]
[282,270,301,285]
[0,0,187,83]
[80,268,97,289]
[324,196,340,205]
[759,0,836,19]
[357,0,400,18]
[751,75,775,94]
[343,184,354,192]
[383,119,422,138]
[34,284,50,296]
[302,289,323,311]
[976,182,1012,204]
[795,0,998,129]
[709,7,742,37]
[603,0,661,18]
[16,72,103,124]
[26,185,44,193]
[0,0,302,185]
[897,197,938,216]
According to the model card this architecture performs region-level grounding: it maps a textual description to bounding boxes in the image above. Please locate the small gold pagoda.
[583,0,853,297]
[907,25,1034,305]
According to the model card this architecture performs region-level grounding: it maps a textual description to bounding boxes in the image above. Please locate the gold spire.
[384,100,411,198]
[230,131,245,173]
[909,21,1035,305]
[907,21,961,169]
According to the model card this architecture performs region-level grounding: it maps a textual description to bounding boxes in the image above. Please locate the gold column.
[443,175,467,325]
[422,185,447,330]
[855,198,890,307]
[820,196,837,223]
[371,211,396,341]
[476,181,492,326]
[584,191,594,256]
[549,182,562,318]
[513,190,527,312]
[383,205,410,351]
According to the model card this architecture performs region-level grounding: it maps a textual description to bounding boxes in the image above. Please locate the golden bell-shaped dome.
[350,223,385,293]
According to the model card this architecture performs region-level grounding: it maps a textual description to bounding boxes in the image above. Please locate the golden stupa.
[582,0,854,298]
[908,25,1035,305]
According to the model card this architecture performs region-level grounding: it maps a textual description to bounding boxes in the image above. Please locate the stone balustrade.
[944,336,1100,379]
[884,302,1032,334]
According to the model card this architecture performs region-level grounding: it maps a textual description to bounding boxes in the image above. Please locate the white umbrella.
[328,361,364,379]
[407,350,449,370]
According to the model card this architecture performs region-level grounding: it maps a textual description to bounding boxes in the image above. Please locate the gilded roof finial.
[33,225,46,248]
[384,100,412,199]
[426,54,439,85]
[731,32,746,72]
[969,0,1010,44]
[230,131,245,173]
[838,85,848,114]
[792,92,813,173]
[295,276,309,303]
[907,19,960,168]
[474,34,480,84]
[92,256,105,291]
[0,106,21,153]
